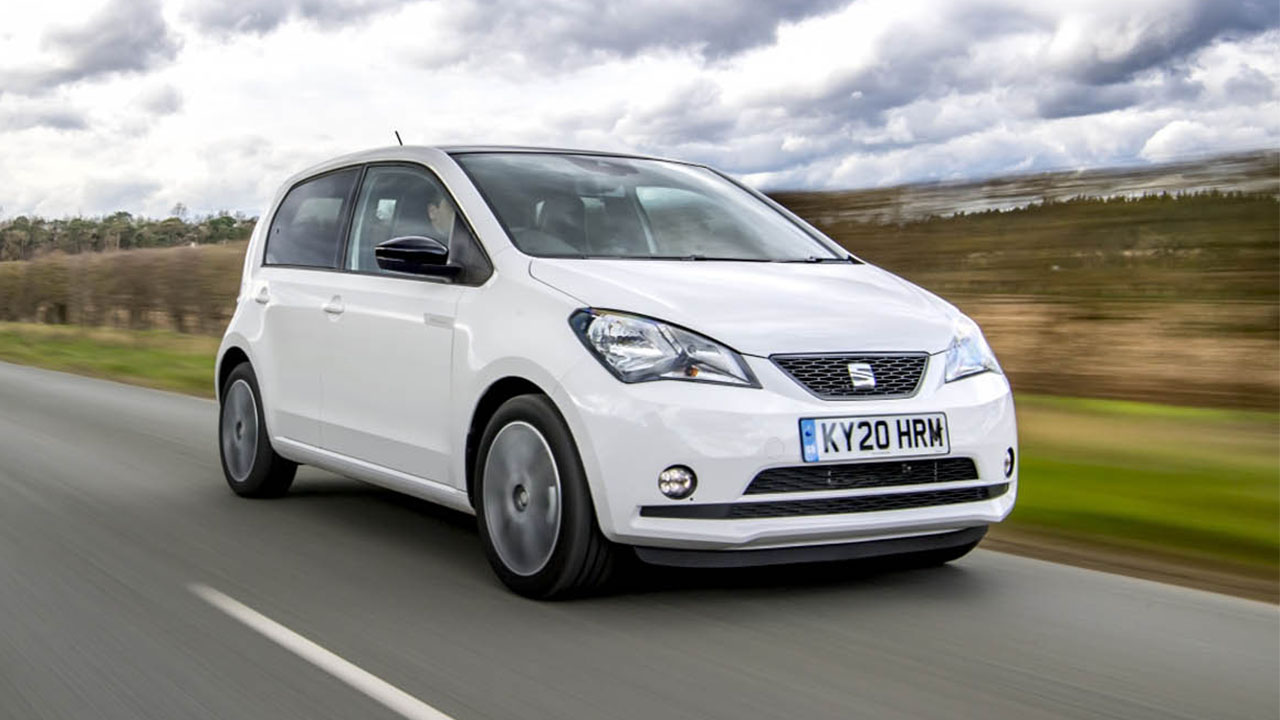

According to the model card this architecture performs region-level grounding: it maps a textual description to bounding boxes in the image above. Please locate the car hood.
[528,259,958,356]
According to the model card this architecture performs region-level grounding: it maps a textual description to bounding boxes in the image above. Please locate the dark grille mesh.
[640,484,1009,519]
[773,354,927,398]
[747,458,979,494]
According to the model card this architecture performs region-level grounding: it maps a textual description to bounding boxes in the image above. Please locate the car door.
[254,167,361,446]
[319,164,489,484]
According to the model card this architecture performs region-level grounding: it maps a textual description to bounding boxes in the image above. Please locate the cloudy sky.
[1,0,1276,218]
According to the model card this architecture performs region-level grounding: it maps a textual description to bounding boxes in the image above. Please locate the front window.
[346,165,457,274]
[453,152,844,261]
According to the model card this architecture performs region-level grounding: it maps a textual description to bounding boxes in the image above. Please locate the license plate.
[800,413,950,462]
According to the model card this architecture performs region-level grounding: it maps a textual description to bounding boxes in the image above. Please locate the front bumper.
[634,526,988,568]
[552,352,1017,551]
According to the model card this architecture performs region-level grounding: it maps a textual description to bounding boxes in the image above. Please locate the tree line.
[0,210,255,262]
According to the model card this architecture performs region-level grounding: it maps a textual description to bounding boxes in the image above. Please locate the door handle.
[322,296,345,315]
[254,286,270,304]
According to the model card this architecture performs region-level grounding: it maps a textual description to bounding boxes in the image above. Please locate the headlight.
[569,309,759,387]
[944,316,1001,383]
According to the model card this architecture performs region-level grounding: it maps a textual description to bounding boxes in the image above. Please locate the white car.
[217,146,1017,598]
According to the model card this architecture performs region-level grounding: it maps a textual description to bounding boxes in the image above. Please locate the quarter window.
[264,168,360,268]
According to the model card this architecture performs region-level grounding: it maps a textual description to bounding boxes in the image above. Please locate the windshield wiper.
[652,255,772,262]
[561,254,849,262]
[779,255,858,263]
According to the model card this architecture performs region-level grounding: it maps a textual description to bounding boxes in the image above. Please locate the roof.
[436,145,677,163]
[312,143,688,165]
[277,144,701,200]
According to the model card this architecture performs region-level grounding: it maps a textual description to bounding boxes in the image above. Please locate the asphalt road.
[0,360,1276,720]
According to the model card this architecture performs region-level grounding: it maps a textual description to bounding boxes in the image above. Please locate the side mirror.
[374,236,461,277]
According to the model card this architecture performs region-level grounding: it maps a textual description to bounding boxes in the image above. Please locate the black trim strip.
[747,457,979,494]
[640,483,1009,520]
[634,526,988,568]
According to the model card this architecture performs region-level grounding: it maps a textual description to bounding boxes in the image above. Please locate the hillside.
[772,150,1277,225]
[769,189,1279,409]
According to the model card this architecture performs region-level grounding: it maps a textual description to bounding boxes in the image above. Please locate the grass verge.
[0,322,219,397]
[995,394,1277,600]
[0,321,1275,599]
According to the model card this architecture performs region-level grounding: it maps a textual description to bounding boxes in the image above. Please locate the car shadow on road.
[280,471,991,603]
[619,554,982,599]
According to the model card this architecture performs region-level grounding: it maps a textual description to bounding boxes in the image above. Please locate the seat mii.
[216,146,1018,598]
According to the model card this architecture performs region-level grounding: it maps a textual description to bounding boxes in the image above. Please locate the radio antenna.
[394,130,403,146]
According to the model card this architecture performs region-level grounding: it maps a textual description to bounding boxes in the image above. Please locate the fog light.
[658,466,696,499]
[1003,448,1016,478]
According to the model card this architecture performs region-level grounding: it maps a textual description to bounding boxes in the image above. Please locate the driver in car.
[428,192,456,241]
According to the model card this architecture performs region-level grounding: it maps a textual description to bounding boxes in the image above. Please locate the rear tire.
[475,395,616,599]
[219,362,296,498]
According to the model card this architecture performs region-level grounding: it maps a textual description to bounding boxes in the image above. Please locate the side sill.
[272,437,476,515]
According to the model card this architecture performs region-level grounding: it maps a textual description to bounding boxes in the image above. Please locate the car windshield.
[453,152,845,261]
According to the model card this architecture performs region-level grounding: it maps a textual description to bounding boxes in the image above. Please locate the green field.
[0,321,1274,593]
[1007,395,1277,576]
[0,322,218,396]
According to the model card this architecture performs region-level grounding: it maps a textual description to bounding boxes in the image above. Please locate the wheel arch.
[465,376,552,506]
[215,344,251,402]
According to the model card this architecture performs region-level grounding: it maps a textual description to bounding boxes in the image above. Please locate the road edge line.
[188,583,456,720]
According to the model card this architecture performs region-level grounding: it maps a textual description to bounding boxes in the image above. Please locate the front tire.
[219,362,296,498]
[475,395,616,599]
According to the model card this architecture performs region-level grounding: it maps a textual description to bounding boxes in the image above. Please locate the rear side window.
[264,168,361,268]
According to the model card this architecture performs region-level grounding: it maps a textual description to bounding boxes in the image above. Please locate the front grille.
[773,353,927,399]
[746,458,979,494]
[640,483,1009,519]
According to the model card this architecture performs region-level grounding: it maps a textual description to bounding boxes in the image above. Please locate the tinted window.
[265,168,360,268]
[455,153,841,261]
[346,166,456,274]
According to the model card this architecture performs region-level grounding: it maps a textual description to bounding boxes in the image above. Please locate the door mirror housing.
[374,236,461,277]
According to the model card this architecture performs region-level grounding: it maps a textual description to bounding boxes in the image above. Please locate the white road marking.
[189,583,456,720]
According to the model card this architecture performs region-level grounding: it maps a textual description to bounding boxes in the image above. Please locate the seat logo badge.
[847,362,876,389]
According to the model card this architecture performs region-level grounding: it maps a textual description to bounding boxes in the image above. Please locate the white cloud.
[0,0,1275,218]
[1141,118,1273,161]
[1,0,180,94]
